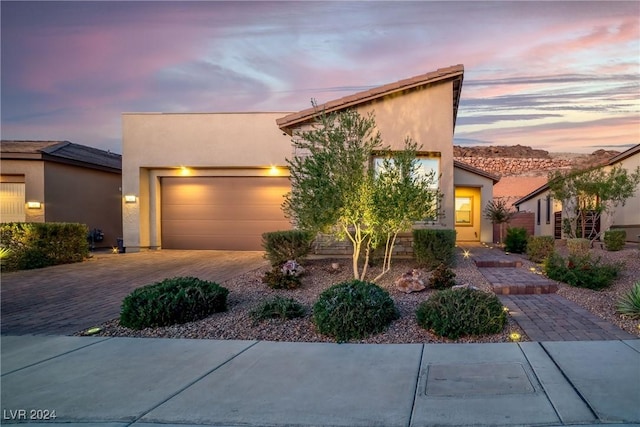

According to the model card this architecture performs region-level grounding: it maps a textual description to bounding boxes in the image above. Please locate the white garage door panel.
[161,176,292,250]
[0,183,26,223]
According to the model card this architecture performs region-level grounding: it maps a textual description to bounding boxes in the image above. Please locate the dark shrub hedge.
[313,280,398,342]
[526,235,555,263]
[0,222,89,271]
[412,229,456,269]
[262,266,302,289]
[603,230,626,251]
[262,230,314,267]
[504,227,528,254]
[543,252,621,290]
[416,288,507,339]
[120,277,229,330]
[429,263,457,290]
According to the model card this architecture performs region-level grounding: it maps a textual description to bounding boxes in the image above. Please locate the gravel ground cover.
[84,244,640,342]
[537,243,640,337]
[87,252,526,343]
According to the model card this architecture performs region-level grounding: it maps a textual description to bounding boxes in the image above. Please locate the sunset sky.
[1,1,638,154]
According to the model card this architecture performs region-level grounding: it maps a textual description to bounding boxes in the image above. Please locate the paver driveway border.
[0,250,267,335]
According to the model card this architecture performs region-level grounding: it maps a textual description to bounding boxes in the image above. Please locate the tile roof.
[607,143,640,165]
[1,140,121,171]
[277,64,464,133]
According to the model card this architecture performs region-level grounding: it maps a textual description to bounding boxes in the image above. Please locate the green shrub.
[616,282,640,319]
[0,222,89,271]
[416,288,507,339]
[429,263,456,290]
[262,230,314,267]
[120,277,229,330]
[566,238,590,257]
[249,296,305,324]
[412,229,456,269]
[543,252,621,290]
[313,280,398,342]
[262,267,302,289]
[603,230,626,251]
[504,227,528,253]
[527,235,555,263]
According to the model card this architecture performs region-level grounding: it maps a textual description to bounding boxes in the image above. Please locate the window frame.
[454,195,473,227]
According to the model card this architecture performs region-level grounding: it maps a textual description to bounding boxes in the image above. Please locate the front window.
[455,196,473,226]
[372,153,440,222]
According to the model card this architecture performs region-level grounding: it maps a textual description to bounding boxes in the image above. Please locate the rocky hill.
[454,145,621,205]
[453,145,619,177]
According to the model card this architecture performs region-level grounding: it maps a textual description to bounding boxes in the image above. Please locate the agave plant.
[616,282,640,319]
[0,247,11,260]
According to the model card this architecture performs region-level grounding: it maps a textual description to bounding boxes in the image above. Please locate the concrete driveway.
[0,250,267,335]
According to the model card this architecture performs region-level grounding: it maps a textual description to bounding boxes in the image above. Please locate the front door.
[454,187,481,241]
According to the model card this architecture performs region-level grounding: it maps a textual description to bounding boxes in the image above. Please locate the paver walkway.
[459,244,637,342]
[500,294,636,341]
[0,250,266,335]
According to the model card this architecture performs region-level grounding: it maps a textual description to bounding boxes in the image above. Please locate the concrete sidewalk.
[2,336,639,426]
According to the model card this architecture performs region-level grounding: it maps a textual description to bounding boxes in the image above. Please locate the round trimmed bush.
[416,288,507,339]
[120,276,229,330]
[313,280,398,342]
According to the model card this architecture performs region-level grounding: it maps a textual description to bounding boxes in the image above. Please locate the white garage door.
[161,176,292,250]
[0,182,26,223]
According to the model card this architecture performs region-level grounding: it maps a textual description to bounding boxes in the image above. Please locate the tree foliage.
[548,165,640,241]
[282,106,441,281]
[483,198,515,244]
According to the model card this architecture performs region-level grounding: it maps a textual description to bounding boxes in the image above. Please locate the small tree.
[283,105,440,281]
[371,139,442,281]
[549,165,640,242]
[483,198,514,244]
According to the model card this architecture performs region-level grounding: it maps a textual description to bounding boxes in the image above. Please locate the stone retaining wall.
[313,233,415,256]
[454,157,573,176]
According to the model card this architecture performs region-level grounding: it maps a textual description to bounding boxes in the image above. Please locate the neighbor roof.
[607,143,640,165]
[277,64,464,133]
[453,160,500,184]
[513,143,640,207]
[0,140,121,172]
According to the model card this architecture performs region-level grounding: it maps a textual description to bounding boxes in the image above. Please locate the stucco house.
[514,143,640,242]
[122,64,499,252]
[0,140,123,248]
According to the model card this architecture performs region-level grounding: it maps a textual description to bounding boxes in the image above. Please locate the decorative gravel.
[87,253,527,344]
[544,244,640,337]
[85,244,640,342]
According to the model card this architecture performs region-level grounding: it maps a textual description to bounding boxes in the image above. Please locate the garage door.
[161,176,292,250]
[0,182,26,223]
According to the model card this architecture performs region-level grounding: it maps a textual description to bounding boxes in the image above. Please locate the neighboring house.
[0,140,123,248]
[513,185,562,238]
[122,64,499,252]
[514,143,640,242]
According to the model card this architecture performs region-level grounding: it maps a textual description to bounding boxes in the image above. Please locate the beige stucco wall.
[0,159,46,222]
[453,167,494,242]
[288,81,456,229]
[517,189,562,237]
[605,150,640,242]
[122,112,293,251]
[44,162,123,247]
[356,82,455,228]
